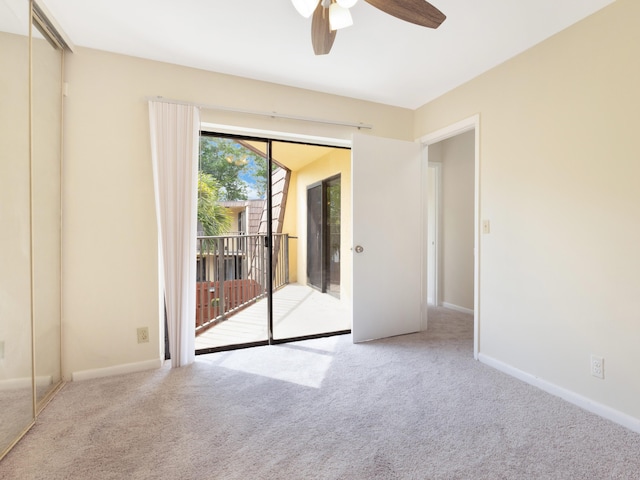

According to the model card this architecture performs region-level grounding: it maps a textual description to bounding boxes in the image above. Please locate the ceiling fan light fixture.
[292,0,320,18]
[329,3,353,30]
[336,0,358,8]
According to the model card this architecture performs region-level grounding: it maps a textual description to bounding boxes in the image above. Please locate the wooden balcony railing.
[195,234,289,334]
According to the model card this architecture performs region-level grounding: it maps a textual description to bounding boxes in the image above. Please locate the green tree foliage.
[197,172,231,236]
[199,137,268,201]
[252,155,269,199]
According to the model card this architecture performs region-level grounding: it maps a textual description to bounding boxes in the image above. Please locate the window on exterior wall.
[238,210,245,233]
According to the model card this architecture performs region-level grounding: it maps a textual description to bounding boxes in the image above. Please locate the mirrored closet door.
[0,0,66,459]
[0,0,35,457]
[32,0,64,409]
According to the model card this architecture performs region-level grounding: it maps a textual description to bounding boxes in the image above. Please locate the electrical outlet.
[591,355,604,379]
[482,220,491,234]
[137,327,149,344]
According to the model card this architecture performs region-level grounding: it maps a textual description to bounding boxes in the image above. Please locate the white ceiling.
[37,0,615,109]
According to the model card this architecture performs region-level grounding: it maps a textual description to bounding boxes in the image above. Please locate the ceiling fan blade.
[364,0,446,28]
[311,3,336,55]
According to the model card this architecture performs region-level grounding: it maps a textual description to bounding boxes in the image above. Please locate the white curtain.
[148,101,200,367]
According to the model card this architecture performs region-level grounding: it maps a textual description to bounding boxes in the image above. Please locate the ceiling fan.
[291,0,446,55]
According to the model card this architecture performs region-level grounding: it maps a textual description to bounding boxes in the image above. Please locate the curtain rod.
[146,96,373,130]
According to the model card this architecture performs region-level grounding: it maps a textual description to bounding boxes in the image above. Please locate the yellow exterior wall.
[282,172,299,284]
[281,149,352,300]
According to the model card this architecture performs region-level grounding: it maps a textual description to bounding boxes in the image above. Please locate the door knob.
[355,245,364,253]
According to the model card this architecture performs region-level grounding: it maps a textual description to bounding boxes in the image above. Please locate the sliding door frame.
[306,174,341,297]
[195,131,350,355]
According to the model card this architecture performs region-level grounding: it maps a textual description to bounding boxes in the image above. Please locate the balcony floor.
[195,283,351,351]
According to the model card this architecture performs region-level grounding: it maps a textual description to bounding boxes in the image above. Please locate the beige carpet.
[1,307,639,479]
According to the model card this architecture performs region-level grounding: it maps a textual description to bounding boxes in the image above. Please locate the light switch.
[482,220,490,234]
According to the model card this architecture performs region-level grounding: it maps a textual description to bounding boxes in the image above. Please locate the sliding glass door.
[306,183,323,290]
[194,134,270,351]
[270,142,350,342]
[306,175,341,297]
[326,176,341,297]
[194,134,351,353]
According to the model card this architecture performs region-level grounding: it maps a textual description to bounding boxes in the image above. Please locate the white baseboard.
[478,353,640,434]
[72,358,163,382]
[36,375,52,387]
[0,375,53,391]
[441,302,474,315]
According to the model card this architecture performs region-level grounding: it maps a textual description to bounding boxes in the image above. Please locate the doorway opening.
[422,115,480,358]
[427,131,474,313]
[194,133,351,354]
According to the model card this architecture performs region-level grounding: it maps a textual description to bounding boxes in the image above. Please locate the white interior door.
[352,133,424,342]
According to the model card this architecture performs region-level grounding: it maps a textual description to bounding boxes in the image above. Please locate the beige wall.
[282,174,299,284]
[415,0,640,420]
[429,131,474,311]
[62,48,411,378]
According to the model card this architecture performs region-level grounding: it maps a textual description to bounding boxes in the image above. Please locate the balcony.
[194,137,353,349]
[196,234,289,335]
[195,234,351,350]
